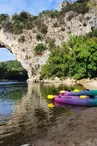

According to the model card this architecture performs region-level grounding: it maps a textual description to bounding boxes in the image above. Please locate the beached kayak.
[61,90,97,96]
[53,95,97,106]
[48,94,97,106]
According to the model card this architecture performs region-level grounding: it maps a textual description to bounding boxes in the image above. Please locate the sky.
[0,48,16,62]
[0,0,64,15]
[0,0,75,62]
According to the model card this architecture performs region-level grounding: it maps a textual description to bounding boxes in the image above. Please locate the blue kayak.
[63,90,97,96]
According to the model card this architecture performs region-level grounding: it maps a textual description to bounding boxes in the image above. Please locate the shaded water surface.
[0,82,87,146]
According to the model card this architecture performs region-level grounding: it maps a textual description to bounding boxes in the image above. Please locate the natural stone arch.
[0,4,95,81]
[0,42,13,54]
[0,29,50,82]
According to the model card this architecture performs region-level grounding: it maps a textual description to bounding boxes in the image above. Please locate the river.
[0,81,88,146]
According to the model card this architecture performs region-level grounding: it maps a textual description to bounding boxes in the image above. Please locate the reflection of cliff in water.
[0,83,82,146]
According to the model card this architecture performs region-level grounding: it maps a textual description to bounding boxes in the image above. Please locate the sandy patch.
[82,81,97,90]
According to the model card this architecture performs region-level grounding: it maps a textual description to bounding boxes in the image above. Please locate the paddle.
[80,95,88,98]
[48,103,55,108]
[74,89,80,92]
[47,95,54,99]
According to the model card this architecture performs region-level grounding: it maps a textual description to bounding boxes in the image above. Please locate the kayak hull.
[65,90,97,96]
[53,96,97,106]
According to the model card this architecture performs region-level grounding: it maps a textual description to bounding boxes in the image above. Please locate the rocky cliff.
[0,0,97,82]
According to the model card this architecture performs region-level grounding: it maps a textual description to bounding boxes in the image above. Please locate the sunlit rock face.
[0,1,97,81]
[0,29,50,81]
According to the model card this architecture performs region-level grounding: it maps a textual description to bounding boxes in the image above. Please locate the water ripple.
[0,82,86,146]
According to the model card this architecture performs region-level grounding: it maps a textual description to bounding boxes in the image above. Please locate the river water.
[0,81,87,146]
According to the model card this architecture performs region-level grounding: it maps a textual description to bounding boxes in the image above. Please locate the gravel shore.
[32,107,97,146]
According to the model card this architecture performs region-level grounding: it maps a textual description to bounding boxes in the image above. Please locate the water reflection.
[53,102,88,113]
[0,82,86,146]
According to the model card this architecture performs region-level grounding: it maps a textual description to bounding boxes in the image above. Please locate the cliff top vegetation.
[0,0,93,35]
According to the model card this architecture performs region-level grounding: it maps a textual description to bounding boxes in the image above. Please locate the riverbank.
[43,78,97,89]
[32,107,97,146]
[31,81,97,146]
[27,77,76,85]
[77,79,97,90]
[27,77,97,88]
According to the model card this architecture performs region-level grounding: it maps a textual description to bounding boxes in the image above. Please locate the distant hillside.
[0,60,28,81]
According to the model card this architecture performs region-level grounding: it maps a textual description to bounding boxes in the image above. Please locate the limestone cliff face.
[0,29,50,81]
[0,1,97,81]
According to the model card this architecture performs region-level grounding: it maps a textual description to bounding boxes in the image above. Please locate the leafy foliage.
[34,43,47,55]
[87,29,97,38]
[0,14,9,23]
[0,60,28,81]
[76,0,89,3]
[0,11,33,34]
[41,29,97,80]
[38,23,48,34]
[48,10,59,18]
[18,35,25,42]
[46,37,56,50]
[73,3,89,14]
[40,45,70,79]
[36,33,43,41]
[61,1,89,14]
[62,3,73,13]
[39,10,59,18]
[0,0,91,34]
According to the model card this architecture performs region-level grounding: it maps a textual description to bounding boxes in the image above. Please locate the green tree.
[41,29,97,80]
[0,60,28,81]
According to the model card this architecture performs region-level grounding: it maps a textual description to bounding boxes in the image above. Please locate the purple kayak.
[53,95,97,106]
